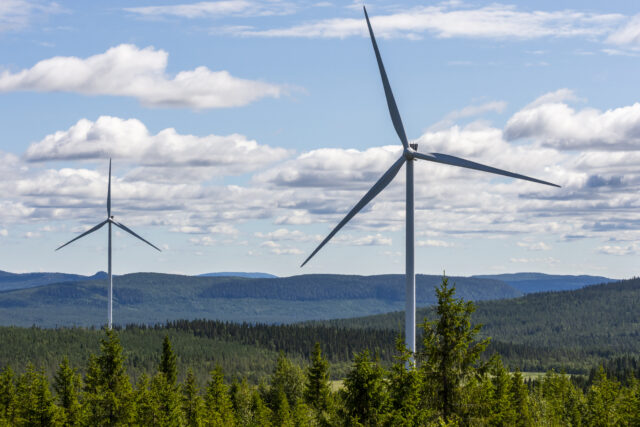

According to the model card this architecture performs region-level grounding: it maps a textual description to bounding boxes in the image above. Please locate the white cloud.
[517,241,551,251]
[0,229,8,237]
[25,116,291,173]
[607,14,640,46]
[336,233,391,246]
[430,100,507,130]
[228,4,623,40]
[505,90,640,150]
[598,243,639,256]
[0,44,285,109]
[417,239,454,247]
[0,0,61,32]
[208,224,238,235]
[189,236,216,246]
[125,1,296,19]
[254,228,319,242]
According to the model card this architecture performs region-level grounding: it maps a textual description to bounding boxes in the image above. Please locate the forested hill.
[0,273,517,327]
[473,272,613,294]
[0,270,107,292]
[315,277,640,372]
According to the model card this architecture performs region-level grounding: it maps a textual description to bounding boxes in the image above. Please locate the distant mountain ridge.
[0,270,107,292]
[0,272,518,327]
[472,272,613,294]
[198,272,277,279]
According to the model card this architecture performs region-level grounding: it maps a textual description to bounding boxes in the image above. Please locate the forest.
[1,278,640,426]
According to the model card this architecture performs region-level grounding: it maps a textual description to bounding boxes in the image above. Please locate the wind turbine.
[56,159,161,329]
[301,7,560,356]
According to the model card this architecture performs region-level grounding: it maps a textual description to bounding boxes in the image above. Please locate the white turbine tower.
[56,159,161,329]
[301,7,560,356]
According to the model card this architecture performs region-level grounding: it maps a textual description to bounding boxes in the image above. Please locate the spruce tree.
[132,374,156,426]
[151,373,184,426]
[0,366,16,424]
[385,335,424,426]
[53,357,82,426]
[304,342,332,412]
[231,377,253,426]
[341,350,388,426]
[249,390,272,427]
[15,363,59,426]
[268,352,305,410]
[487,355,515,426]
[182,369,203,427]
[83,328,134,426]
[204,365,235,426]
[272,388,293,427]
[159,335,178,387]
[418,275,489,423]
[510,370,531,427]
[586,366,621,426]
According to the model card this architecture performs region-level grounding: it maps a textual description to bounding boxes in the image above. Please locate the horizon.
[1,0,639,279]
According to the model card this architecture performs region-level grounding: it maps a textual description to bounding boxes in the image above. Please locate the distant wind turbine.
[56,159,161,329]
[301,6,560,356]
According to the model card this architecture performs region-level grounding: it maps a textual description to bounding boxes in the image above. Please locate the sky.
[1,0,639,278]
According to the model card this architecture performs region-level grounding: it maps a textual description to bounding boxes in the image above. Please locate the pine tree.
[0,366,16,424]
[341,350,388,426]
[83,328,134,426]
[204,365,235,426]
[15,363,59,426]
[418,275,489,423]
[182,369,203,427]
[159,335,178,387]
[53,357,82,426]
[304,342,332,412]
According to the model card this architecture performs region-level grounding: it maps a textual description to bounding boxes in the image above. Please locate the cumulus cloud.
[125,0,296,19]
[505,90,640,150]
[0,44,284,109]
[25,116,291,173]
[227,3,623,40]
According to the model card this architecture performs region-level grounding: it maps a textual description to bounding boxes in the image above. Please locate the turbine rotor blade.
[107,158,111,217]
[412,151,560,188]
[301,155,406,267]
[55,219,108,251]
[364,6,409,149]
[111,220,162,251]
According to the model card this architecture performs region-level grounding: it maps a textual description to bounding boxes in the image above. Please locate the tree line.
[2,277,639,426]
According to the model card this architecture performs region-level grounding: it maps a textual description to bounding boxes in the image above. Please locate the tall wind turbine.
[56,159,161,329]
[301,7,560,355]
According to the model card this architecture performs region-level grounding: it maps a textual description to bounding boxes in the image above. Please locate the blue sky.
[1,0,640,278]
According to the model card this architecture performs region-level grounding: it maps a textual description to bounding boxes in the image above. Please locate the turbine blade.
[111,220,162,251]
[107,158,111,217]
[301,155,406,267]
[55,219,108,251]
[363,6,409,149]
[412,151,560,188]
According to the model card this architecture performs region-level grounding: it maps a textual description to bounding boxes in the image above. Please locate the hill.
[315,277,638,372]
[472,272,613,294]
[0,273,518,327]
[197,272,277,278]
[0,270,106,292]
